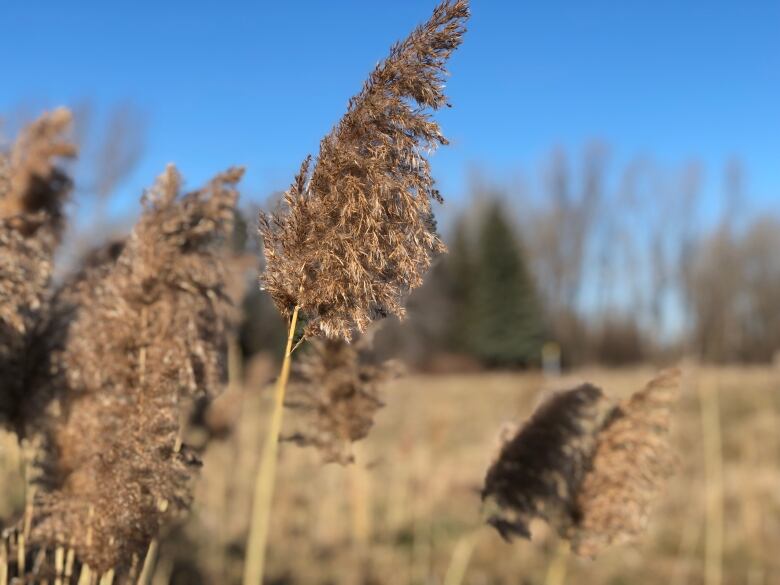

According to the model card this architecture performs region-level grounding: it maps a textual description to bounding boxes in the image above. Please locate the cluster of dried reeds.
[27,165,242,574]
[482,369,680,556]
[1,110,243,578]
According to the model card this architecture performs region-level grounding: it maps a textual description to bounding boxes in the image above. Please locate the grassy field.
[1,364,778,584]
[124,363,777,585]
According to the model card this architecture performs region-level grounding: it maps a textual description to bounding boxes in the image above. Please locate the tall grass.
[699,377,724,585]
[1,111,244,579]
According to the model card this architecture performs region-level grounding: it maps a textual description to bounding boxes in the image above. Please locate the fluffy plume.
[23,165,243,573]
[259,0,469,340]
[572,369,680,556]
[284,333,398,464]
[482,370,680,554]
[481,384,614,541]
[0,109,76,426]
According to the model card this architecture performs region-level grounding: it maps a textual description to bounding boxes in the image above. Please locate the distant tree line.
[233,147,780,369]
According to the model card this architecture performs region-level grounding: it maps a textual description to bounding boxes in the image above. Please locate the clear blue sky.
[2,0,778,224]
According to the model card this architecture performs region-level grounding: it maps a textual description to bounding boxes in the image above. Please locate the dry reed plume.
[482,369,680,556]
[22,165,243,574]
[260,0,469,341]
[246,3,469,583]
[482,383,614,541]
[0,109,76,427]
[284,333,399,464]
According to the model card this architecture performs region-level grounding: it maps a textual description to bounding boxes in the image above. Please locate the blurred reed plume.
[246,2,469,583]
[0,119,244,579]
[572,368,680,556]
[259,0,469,341]
[22,165,243,575]
[284,333,399,464]
[481,383,614,541]
[0,109,76,427]
[482,369,680,555]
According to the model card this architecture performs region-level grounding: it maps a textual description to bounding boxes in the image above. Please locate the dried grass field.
[94,362,777,585]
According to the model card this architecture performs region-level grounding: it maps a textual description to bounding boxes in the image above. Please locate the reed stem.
[137,539,159,585]
[243,305,300,585]
[443,531,479,585]
[699,380,723,585]
[1,538,8,585]
[544,540,570,585]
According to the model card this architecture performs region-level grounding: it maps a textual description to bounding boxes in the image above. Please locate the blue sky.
[2,0,778,226]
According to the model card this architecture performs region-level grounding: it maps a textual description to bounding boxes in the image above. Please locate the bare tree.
[685,159,778,364]
[530,143,605,314]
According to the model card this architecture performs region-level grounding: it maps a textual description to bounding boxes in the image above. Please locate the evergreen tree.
[443,217,475,352]
[468,202,545,367]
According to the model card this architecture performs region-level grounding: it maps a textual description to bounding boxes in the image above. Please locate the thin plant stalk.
[77,564,91,585]
[1,538,8,585]
[243,305,301,585]
[150,556,174,585]
[699,380,723,585]
[99,569,115,585]
[137,539,159,585]
[349,443,371,550]
[54,545,64,585]
[442,531,479,585]
[670,505,702,585]
[544,540,570,585]
[16,534,24,577]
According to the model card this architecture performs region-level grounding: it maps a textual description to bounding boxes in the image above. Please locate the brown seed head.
[24,165,243,573]
[284,332,399,464]
[0,107,76,237]
[259,0,469,340]
[482,370,681,556]
[571,368,681,556]
[0,109,75,425]
[481,384,614,541]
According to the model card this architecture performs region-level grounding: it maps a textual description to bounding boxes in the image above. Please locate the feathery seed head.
[572,368,680,556]
[0,107,75,238]
[24,165,243,573]
[260,0,469,340]
[482,370,680,554]
[0,109,75,426]
[481,384,614,541]
[284,332,399,464]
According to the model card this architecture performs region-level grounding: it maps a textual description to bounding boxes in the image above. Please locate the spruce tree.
[444,217,475,352]
[469,202,545,367]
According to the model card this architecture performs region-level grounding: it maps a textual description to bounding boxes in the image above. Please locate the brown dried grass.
[0,109,76,427]
[284,333,400,464]
[572,368,680,556]
[0,123,244,577]
[482,369,681,556]
[260,0,469,341]
[21,165,243,574]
